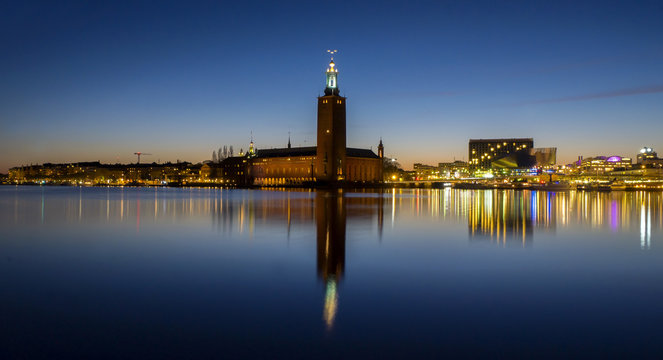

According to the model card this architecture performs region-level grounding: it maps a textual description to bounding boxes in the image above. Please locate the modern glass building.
[468,138,534,169]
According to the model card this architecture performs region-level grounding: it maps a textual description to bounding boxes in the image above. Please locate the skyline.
[2,1,663,172]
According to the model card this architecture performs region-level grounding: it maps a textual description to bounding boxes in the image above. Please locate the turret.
[247,135,256,158]
[378,138,384,158]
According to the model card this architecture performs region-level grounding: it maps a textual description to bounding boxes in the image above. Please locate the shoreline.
[3,182,663,192]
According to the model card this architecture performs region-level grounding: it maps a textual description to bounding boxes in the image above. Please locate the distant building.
[469,138,534,169]
[8,161,199,185]
[636,147,663,168]
[413,163,438,180]
[220,156,250,186]
[576,156,632,174]
[637,147,658,164]
[438,161,469,179]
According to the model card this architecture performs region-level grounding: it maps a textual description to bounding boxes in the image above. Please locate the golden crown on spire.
[326,50,338,73]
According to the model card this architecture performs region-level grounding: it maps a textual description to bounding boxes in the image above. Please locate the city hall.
[219,56,383,186]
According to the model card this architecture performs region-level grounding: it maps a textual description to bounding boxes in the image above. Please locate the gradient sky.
[2,0,663,172]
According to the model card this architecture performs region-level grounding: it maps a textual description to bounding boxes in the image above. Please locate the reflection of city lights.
[641,201,651,250]
[391,188,396,227]
[323,278,338,330]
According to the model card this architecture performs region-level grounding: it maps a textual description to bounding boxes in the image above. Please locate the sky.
[1,0,663,172]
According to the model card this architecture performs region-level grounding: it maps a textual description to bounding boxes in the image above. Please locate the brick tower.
[316,54,346,183]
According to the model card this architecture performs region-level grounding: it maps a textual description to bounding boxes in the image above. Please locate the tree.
[382,157,402,181]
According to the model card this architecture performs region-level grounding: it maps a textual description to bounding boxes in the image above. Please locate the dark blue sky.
[2,0,662,171]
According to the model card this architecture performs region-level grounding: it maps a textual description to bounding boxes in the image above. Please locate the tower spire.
[288,131,291,149]
[248,131,255,157]
[324,50,339,96]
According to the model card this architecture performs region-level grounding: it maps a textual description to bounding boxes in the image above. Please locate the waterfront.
[1,186,663,358]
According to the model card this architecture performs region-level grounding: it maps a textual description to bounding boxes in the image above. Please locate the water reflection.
[4,187,663,246]
[3,186,663,357]
[315,191,386,328]
[316,192,345,329]
[642,199,652,250]
[468,190,535,247]
[383,188,662,250]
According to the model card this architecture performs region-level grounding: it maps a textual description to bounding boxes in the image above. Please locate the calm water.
[1,186,663,358]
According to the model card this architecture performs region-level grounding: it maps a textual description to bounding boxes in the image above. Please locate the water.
[1,186,662,358]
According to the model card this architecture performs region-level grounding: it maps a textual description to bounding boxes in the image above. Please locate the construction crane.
[133,152,152,164]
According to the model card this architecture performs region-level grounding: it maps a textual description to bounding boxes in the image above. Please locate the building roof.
[255,147,317,158]
[346,148,380,159]
[253,146,379,159]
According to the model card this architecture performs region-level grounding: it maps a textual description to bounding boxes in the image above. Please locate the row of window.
[320,99,343,104]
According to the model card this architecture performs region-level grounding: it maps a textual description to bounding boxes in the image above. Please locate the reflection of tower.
[377,139,385,182]
[316,191,346,281]
[315,191,346,329]
[316,56,347,182]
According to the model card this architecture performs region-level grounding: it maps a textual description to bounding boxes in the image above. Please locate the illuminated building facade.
[8,161,200,185]
[413,163,438,180]
[469,138,533,169]
[577,156,632,174]
[249,147,316,186]
[412,161,471,180]
[438,161,470,179]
